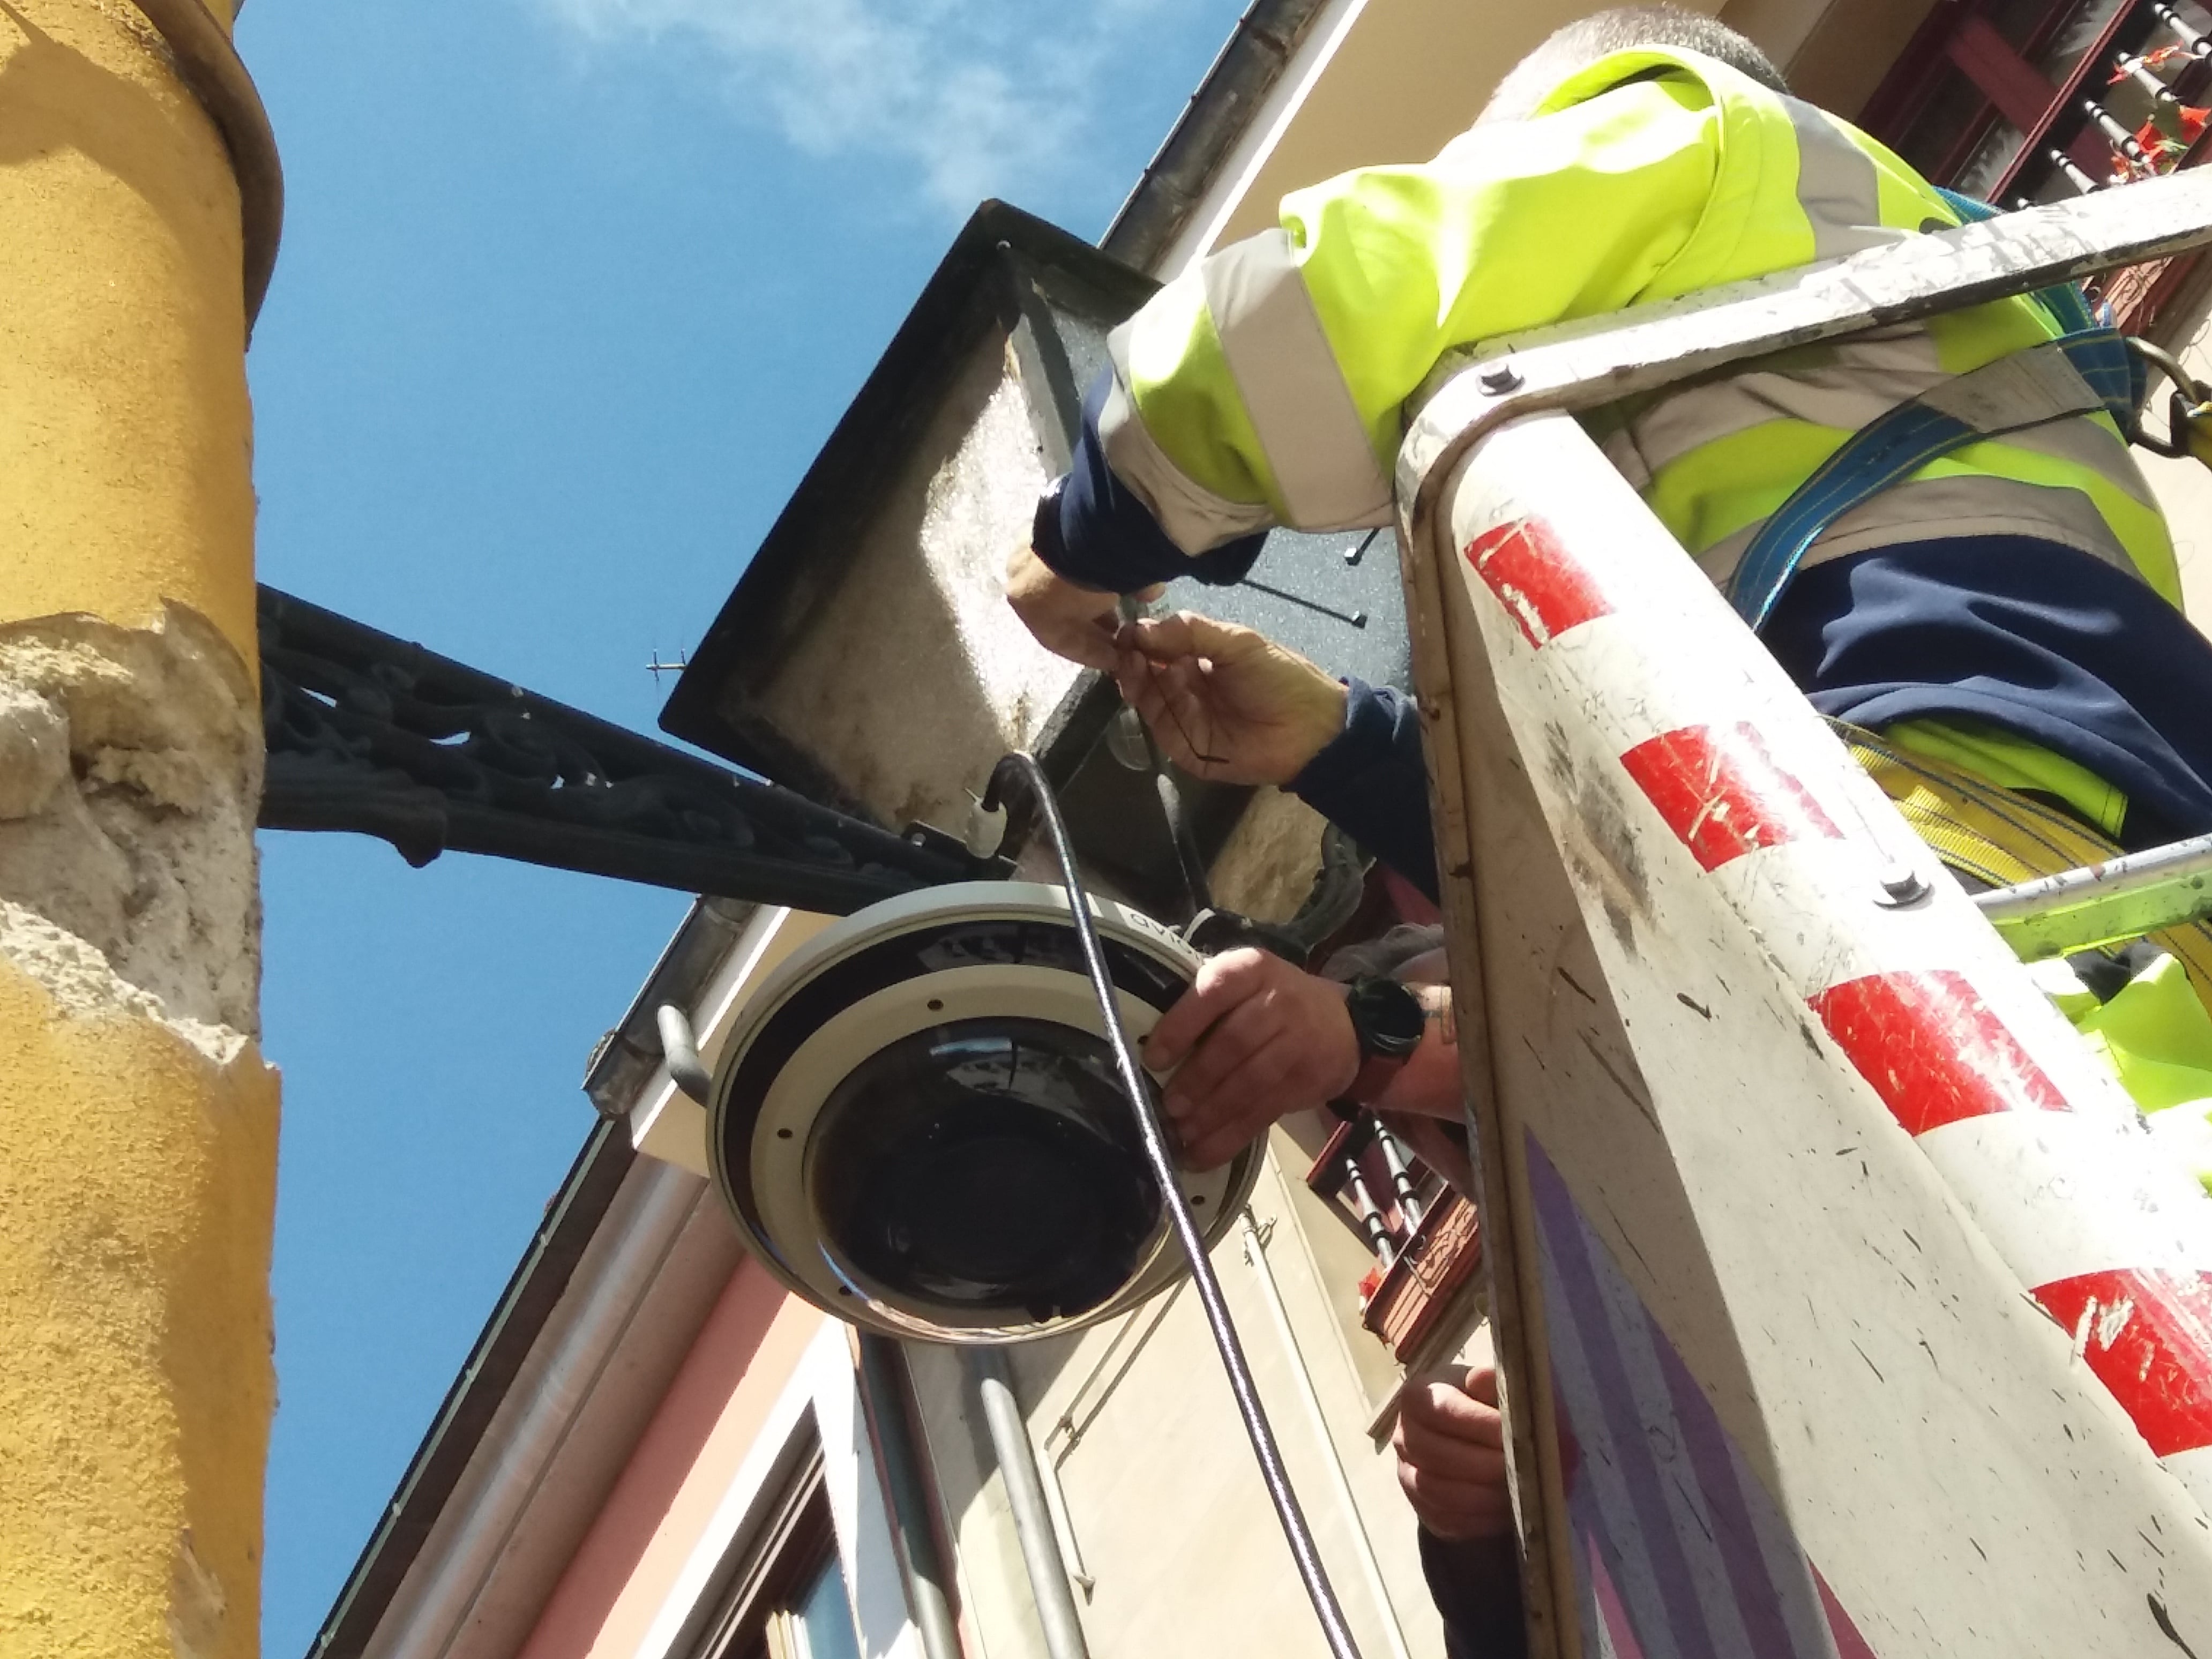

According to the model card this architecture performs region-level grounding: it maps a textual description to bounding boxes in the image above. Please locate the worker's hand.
[1005,543,1162,671]
[1113,612,1348,785]
[1394,1366,1513,1542]
[1142,947,1358,1170]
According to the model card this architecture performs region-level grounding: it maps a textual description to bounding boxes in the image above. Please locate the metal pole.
[1238,1211,1416,1659]
[654,1003,714,1105]
[1375,1126,1427,1232]
[2084,98,2149,165]
[2154,0,2212,55]
[1972,831,2212,958]
[1344,1163,1398,1267]
[2051,147,2103,194]
[2119,53,2183,104]
[857,1335,965,1659]
[970,1349,1092,1659]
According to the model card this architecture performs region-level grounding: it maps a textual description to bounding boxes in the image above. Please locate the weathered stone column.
[0,3,279,1656]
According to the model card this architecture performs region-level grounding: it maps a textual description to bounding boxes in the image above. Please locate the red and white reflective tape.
[1441,415,2212,1507]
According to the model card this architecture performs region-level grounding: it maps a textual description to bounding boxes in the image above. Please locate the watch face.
[1349,977,1425,1058]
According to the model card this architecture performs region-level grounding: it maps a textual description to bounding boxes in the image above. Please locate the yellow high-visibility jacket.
[1098,46,2178,610]
[1073,49,2212,1175]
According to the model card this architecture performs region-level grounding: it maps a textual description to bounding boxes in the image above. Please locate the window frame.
[689,1453,855,1659]
[645,1321,915,1659]
[1859,0,2212,335]
[1304,1112,1486,1363]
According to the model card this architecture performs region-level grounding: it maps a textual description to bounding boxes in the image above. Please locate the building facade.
[308,2,2212,1657]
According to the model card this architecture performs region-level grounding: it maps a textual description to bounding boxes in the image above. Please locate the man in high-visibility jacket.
[1007,5,2212,1204]
[1014,4,2206,844]
[1008,12,2212,1651]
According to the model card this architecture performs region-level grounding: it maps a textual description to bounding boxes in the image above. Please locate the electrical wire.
[980,751,1366,1659]
[1116,595,1227,771]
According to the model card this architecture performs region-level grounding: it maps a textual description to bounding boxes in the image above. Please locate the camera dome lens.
[807,1017,1163,1322]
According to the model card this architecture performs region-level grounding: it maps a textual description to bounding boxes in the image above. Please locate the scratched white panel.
[1411,409,2212,1659]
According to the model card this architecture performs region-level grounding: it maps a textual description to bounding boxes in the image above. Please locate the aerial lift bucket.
[1394,169,2212,1659]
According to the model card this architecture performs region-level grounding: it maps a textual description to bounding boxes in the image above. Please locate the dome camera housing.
[708,882,1262,1343]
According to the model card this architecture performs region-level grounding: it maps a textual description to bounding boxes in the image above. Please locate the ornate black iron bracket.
[258,587,1002,916]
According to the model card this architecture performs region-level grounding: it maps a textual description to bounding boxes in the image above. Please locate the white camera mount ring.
[707,881,1262,1344]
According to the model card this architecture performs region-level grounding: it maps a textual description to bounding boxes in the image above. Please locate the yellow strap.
[1841,723,2212,1020]
[1880,715,2126,839]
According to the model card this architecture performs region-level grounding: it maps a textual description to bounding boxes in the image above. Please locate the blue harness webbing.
[1726,190,2146,631]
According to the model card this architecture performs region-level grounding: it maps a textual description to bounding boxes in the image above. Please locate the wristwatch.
[1030,475,1068,568]
[1337,975,1426,1111]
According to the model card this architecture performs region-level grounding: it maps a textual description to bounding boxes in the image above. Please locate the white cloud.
[537,0,1156,211]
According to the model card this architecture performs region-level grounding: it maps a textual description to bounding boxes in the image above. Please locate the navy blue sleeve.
[1290,678,1438,900]
[1031,370,1268,594]
[1419,1530,1529,1658]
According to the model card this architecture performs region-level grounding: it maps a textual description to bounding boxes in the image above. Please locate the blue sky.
[239,1,1250,1650]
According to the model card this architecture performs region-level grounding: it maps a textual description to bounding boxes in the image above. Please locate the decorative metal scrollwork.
[258,587,996,915]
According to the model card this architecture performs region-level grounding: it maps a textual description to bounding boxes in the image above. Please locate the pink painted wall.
[518,1257,825,1659]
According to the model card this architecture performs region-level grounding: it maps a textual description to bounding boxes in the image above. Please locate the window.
[691,1455,864,1659]
[1306,1112,1485,1364]
[769,1557,865,1659]
[1862,0,2212,333]
[1295,884,1489,1369]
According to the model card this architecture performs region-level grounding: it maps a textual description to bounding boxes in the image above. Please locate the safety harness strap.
[1727,188,2150,630]
[1728,329,2140,627]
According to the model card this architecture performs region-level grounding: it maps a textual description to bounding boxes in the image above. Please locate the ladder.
[1395,169,2212,1659]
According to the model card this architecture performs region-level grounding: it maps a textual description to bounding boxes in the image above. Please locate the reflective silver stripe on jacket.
[1093,356,1276,554]
[1198,229,1395,531]
[1917,339,2106,431]
[1664,100,2161,597]
[1611,332,2155,510]
[1619,328,1946,477]
[1685,473,2146,592]
[1781,98,1904,261]
[1602,94,2159,593]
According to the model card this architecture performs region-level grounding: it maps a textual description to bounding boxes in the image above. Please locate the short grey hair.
[1479,6,1788,124]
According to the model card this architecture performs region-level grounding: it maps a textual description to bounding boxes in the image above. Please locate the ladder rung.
[1972,831,2212,958]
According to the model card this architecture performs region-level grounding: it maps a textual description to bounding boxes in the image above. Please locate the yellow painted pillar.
[0,4,279,1657]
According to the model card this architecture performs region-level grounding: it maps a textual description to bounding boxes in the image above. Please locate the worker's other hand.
[1113,612,1347,785]
[1394,1366,1512,1542]
[1005,543,1162,671]
[1142,947,1357,1170]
